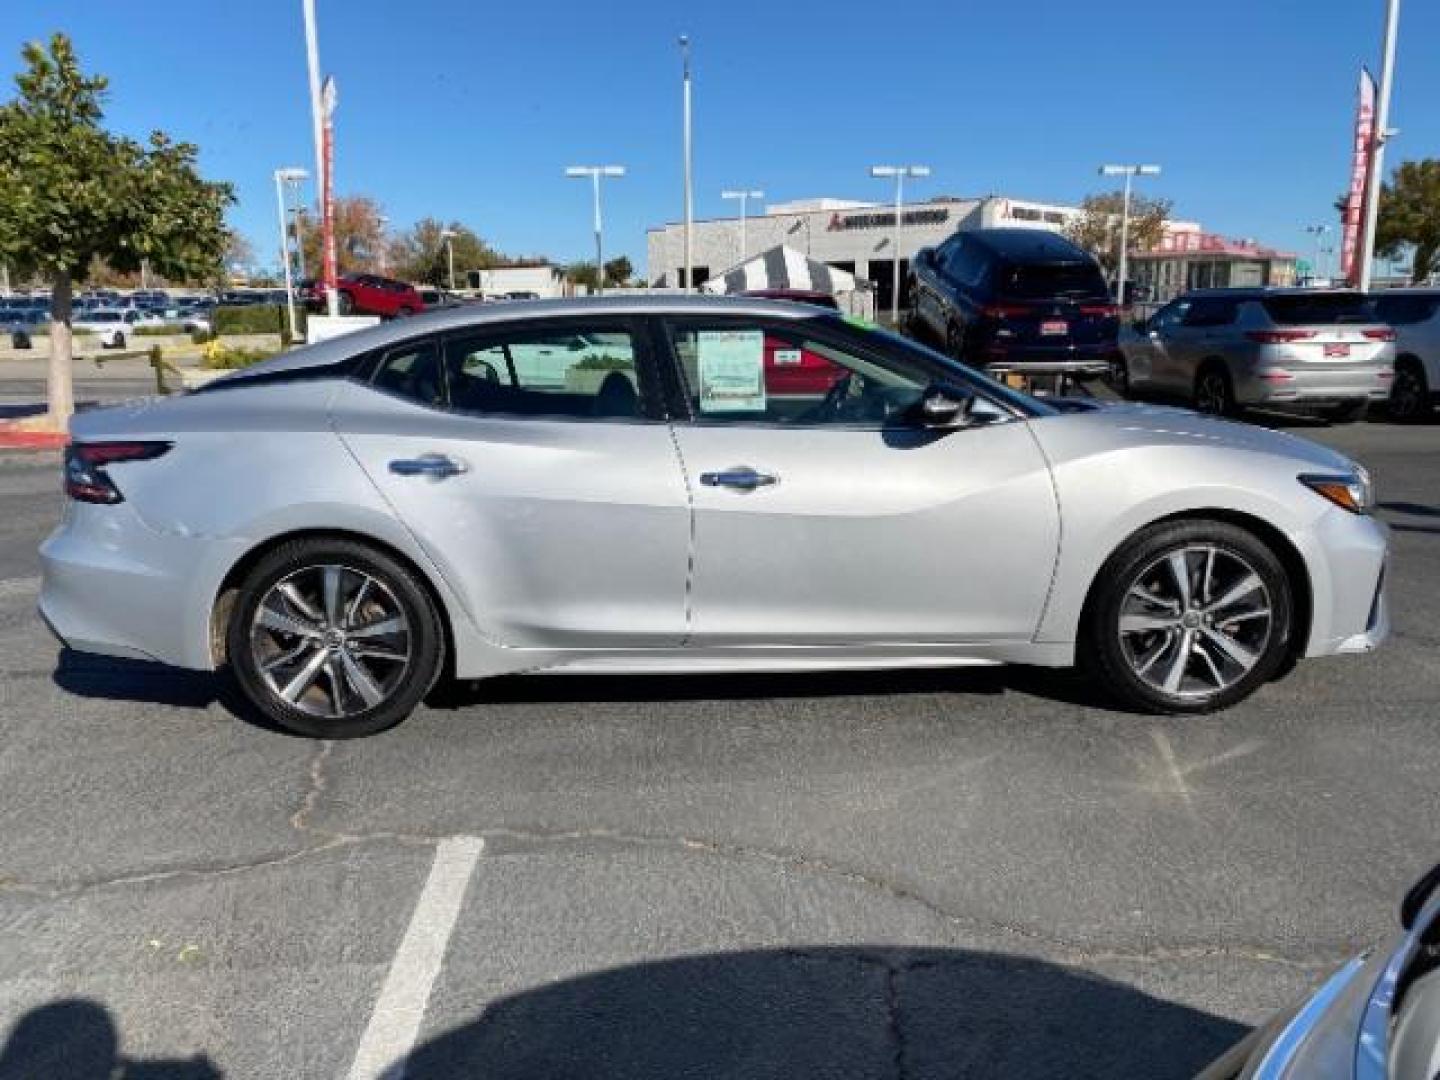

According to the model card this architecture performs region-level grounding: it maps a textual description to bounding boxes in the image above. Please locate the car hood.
[1031,399,1357,473]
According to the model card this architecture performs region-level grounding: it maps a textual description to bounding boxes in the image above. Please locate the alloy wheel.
[1117,544,1273,701]
[249,564,412,719]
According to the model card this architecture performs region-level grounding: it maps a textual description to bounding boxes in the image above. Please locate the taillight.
[980,304,1032,319]
[1362,327,1396,341]
[1079,305,1120,318]
[1246,330,1317,344]
[64,441,170,504]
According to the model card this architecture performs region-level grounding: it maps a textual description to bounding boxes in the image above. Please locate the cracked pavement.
[1,418,1438,1078]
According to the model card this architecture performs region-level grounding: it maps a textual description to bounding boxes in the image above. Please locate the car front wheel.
[227,538,445,737]
[1083,519,1293,714]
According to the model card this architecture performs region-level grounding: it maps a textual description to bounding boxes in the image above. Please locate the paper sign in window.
[697,330,766,412]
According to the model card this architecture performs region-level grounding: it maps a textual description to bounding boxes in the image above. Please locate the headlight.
[1299,466,1374,515]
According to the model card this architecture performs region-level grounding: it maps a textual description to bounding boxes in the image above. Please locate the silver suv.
[1372,289,1440,421]
[1119,288,1394,422]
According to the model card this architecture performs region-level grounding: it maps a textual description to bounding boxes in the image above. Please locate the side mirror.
[917,382,975,427]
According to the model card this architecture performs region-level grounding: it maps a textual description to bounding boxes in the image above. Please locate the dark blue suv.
[908,228,1119,375]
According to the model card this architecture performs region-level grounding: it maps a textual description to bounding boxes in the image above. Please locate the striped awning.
[701,246,859,296]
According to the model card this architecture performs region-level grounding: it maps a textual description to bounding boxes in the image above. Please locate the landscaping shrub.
[199,340,280,370]
[213,303,305,336]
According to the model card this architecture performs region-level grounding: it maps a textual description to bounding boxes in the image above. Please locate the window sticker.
[772,347,802,366]
[697,329,766,412]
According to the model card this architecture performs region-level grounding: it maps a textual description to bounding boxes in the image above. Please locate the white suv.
[1372,290,1440,420]
[71,308,141,349]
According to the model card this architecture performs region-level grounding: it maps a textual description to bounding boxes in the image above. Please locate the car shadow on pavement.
[0,951,1248,1079]
[0,999,220,1079]
[395,947,1248,1080]
[430,664,1123,713]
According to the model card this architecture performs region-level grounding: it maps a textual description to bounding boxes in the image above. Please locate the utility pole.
[721,189,764,262]
[869,165,930,325]
[1099,164,1162,306]
[680,35,693,291]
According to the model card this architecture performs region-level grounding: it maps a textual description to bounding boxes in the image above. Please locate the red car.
[740,289,846,396]
[303,274,426,319]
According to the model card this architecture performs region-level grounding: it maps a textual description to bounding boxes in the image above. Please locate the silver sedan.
[40,296,1389,737]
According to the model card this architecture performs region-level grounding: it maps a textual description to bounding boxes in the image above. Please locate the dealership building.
[647,194,1297,310]
[647,195,1080,311]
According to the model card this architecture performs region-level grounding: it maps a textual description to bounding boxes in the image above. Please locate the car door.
[333,318,691,649]
[1142,298,1194,392]
[657,313,1060,646]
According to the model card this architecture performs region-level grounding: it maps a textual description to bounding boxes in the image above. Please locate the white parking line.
[346,835,484,1080]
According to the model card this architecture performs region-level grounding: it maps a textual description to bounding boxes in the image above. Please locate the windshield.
[1262,293,1374,325]
[998,262,1109,301]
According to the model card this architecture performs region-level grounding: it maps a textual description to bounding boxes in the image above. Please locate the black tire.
[227,537,445,738]
[395,306,415,319]
[1193,361,1235,417]
[337,291,355,316]
[1108,353,1131,398]
[113,334,126,351]
[1082,519,1293,715]
[1324,399,1369,424]
[1389,358,1432,421]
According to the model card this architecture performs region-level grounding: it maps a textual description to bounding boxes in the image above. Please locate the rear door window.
[996,261,1108,301]
[1373,294,1440,325]
[1261,293,1373,325]
[1181,298,1237,328]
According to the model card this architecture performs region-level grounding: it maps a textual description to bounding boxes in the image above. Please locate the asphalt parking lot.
[1,380,1438,1077]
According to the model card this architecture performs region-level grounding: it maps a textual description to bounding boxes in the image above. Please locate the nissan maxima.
[39,296,1388,737]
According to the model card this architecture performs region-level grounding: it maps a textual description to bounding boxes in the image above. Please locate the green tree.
[388,218,502,286]
[1374,159,1440,284]
[0,34,232,426]
[564,261,600,290]
[1063,191,1172,278]
[603,255,633,287]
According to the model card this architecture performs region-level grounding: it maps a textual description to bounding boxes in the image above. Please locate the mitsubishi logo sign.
[827,208,949,231]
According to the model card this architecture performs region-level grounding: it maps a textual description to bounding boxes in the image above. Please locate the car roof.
[964,228,1092,261]
[1372,287,1440,298]
[218,294,850,382]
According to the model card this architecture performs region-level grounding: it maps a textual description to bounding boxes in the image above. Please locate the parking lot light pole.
[870,165,930,325]
[274,166,308,342]
[566,165,626,296]
[680,35,693,291]
[1305,224,1332,282]
[1099,164,1161,307]
[438,228,456,291]
[721,189,764,261]
[1359,0,1402,292]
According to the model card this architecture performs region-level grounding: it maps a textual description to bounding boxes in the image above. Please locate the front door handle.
[389,453,467,479]
[700,466,778,491]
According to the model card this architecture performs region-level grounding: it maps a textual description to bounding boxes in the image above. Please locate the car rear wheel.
[1108,354,1131,398]
[1390,359,1432,421]
[338,291,355,316]
[1083,519,1293,714]
[1193,362,1235,417]
[227,538,444,738]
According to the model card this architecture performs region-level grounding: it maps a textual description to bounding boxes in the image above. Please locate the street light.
[273,166,309,342]
[1098,163,1162,307]
[1359,0,1401,291]
[565,165,626,295]
[438,228,457,291]
[721,189,764,262]
[1305,224,1332,282]
[869,165,930,325]
[679,35,693,291]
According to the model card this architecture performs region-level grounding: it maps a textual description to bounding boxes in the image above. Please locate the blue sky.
[6,0,1436,274]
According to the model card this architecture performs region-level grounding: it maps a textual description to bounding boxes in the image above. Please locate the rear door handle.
[389,453,467,479]
[700,466,778,491]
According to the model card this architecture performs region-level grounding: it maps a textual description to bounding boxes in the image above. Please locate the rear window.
[1261,293,1373,325]
[996,261,1108,301]
[1373,294,1440,326]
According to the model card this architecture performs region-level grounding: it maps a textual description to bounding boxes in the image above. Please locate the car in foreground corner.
[1201,863,1440,1078]
[1118,288,1394,421]
[40,295,1388,737]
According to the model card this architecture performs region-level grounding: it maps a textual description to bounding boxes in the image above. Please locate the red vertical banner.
[1341,68,1377,284]
[321,77,339,302]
